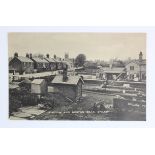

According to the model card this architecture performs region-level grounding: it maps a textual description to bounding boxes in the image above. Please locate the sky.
[8,33,146,61]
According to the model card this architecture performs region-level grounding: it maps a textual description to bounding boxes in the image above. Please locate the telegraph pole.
[139,51,143,81]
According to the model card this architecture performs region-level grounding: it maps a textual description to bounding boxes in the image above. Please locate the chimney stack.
[65,53,69,59]
[63,65,68,82]
[14,52,18,58]
[139,51,143,61]
[26,53,29,58]
[46,54,49,58]
[30,53,32,59]
[54,54,56,59]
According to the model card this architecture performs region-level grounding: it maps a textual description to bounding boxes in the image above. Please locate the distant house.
[9,53,34,74]
[52,55,64,70]
[84,61,98,75]
[30,54,49,72]
[100,60,126,80]
[44,54,57,71]
[84,61,98,69]
[51,68,84,101]
[102,67,126,80]
[125,52,146,81]
[31,79,47,95]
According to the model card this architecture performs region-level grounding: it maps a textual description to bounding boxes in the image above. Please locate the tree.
[75,54,86,67]
[84,61,97,69]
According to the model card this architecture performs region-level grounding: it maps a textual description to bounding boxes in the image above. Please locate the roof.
[19,79,32,86]
[101,64,110,67]
[12,71,58,78]
[32,57,49,63]
[9,84,20,90]
[52,75,84,85]
[16,56,33,63]
[55,57,61,61]
[54,59,62,63]
[126,59,146,66]
[31,79,45,85]
[9,57,13,62]
[44,58,56,63]
[137,59,146,65]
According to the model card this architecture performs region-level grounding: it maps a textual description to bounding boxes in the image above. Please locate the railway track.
[83,88,146,98]
[82,90,118,96]
[83,89,118,96]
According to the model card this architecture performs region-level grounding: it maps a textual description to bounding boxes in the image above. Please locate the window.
[130,66,134,70]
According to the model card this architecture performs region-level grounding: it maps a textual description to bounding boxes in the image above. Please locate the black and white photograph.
[8,32,146,121]
[1,0,155,155]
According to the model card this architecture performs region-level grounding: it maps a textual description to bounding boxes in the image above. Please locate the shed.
[31,79,47,95]
[101,67,126,80]
[51,75,84,101]
[19,78,32,90]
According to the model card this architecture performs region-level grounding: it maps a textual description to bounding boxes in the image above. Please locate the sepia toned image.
[8,32,146,121]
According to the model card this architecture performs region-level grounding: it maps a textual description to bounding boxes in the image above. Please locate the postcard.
[8,31,146,121]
